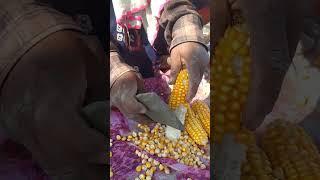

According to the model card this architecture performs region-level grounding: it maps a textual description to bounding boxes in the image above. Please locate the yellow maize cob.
[212,24,251,143]
[235,128,276,180]
[169,69,189,110]
[191,100,210,137]
[261,119,320,180]
[185,104,208,146]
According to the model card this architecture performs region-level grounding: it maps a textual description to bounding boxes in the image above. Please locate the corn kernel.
[146,162,151,168]
[142,165,147,171]
[139,174,145,179]
[164,167,170,174]
[116,135,121,140]
[136,165,142,172]
[159,164,164,171]
[200,164,206,169]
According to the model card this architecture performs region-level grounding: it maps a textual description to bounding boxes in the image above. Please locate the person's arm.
[109,40,137,89]
[241,0,304,130]
[2,30,107,179]
[109,40,152,124]
[159,0,207,52]
[159,0,210,101]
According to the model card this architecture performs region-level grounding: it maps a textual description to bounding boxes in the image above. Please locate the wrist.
[110,52,138,89]
[170,14,207,52]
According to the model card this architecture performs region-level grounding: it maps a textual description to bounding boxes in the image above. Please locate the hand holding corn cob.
[169,42,210,102]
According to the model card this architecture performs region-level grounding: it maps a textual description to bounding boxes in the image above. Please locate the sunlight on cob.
[261,119,320,180]
[212,24,251,143]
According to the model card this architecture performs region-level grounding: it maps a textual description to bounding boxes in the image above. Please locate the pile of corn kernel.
[133,149,170,180]
[113,123,209,179]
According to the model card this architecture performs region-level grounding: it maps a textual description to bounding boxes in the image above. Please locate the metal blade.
[136,92,184,131]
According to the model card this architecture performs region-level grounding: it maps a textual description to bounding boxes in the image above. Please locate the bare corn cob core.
[184,104,208,146]
[261,120,320,180]
[191,100,210,137]
[169,69,189,109]
[212,24,251,143]
[235,129,276,180]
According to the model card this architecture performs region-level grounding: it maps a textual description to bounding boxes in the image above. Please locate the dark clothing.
[0,1,107,179]
[0,0,83,89]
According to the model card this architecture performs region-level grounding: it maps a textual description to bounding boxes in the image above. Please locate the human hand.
[111,70,152,124]
[169,42,209,102]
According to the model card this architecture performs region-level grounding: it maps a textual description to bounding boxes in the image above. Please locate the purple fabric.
[0,140,48,180]
[110,76,210,180]
[143,76,171,103]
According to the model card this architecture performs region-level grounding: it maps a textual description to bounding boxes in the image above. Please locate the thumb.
[169,49,182,85]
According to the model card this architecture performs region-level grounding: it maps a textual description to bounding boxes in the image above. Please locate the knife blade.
[136,92,184,131]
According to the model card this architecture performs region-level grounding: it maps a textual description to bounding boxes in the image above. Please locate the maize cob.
[261,119,320,180]
[191,100,210,137]
[169,69,189,109]
[184,104,208,146]
[235,128,276,180]
[212,24,251,143]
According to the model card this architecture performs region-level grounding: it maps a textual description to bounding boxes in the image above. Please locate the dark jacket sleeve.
[109,41,137,88]
[159,0,207,51]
